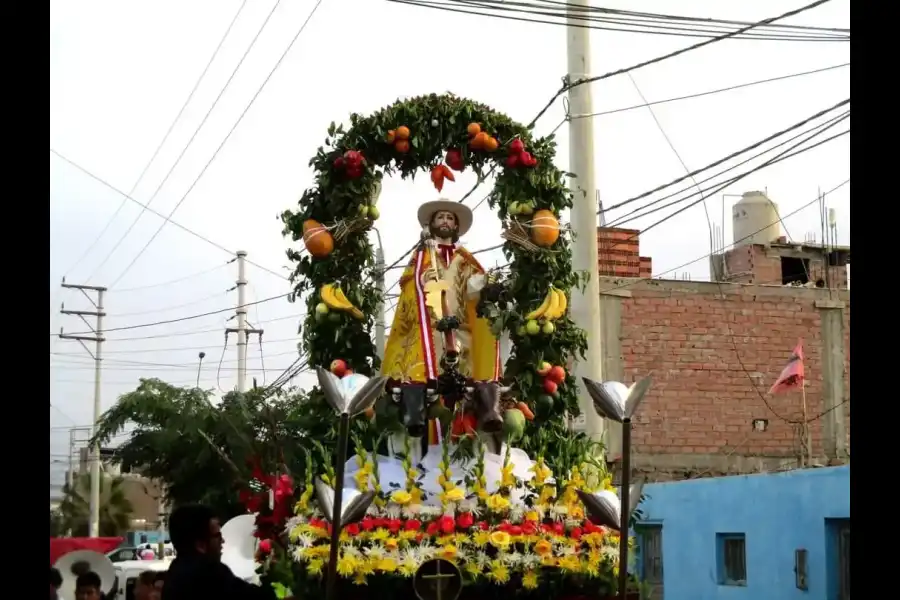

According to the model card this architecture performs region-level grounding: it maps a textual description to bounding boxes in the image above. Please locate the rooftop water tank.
[733,190,781,247]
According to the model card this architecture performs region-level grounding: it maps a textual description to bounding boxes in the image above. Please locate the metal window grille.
[640,526,664,583]
[723,537,746,584]
[838,524,850,600]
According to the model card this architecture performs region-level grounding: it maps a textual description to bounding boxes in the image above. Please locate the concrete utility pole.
[59,280,106,538]
[566,2,605,444]
[373,230,386,360]
[226,251,263,392]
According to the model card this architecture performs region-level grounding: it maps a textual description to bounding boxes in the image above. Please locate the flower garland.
[286,436,629,597]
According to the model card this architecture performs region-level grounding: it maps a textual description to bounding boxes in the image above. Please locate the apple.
[368,206,380,220]
[315,303,329,315]
[330,359,348,377]
[510,138,525,153]
[519,201,535,215]
[516,325,527,337]
[541,321,555,335]
[358,204,369,217]
[548,365,566,384]
[542,379,558,394]
[525,320,541,335]
[536,361,552,377]
[508,201,521,215]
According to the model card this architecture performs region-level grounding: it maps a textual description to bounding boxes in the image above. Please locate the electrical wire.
[107,0,326,289]
[63,0,250,279]
[110,261,236,293]
[107,290,231,318]
[526,0,838,129]
[395,0,847,42]
[50,150,288,281]
[51,349,299,368]
[572,63,848,121]
[93,0,284,285]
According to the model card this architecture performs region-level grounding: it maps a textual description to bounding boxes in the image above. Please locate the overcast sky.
[49,0,850,488]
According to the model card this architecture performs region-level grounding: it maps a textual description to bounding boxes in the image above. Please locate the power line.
[527,0,838,129]
[107,0,326,289]
[50,150,288,281]
[107,290,231,317]
[571,63,848,121]
[392,0,847,41]
[110,261,235,293]
[92,0,283,285]
[64,1,250,280]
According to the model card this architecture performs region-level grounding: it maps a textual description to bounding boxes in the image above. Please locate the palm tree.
[58,473,134,537]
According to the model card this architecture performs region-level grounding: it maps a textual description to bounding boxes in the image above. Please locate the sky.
[49,0,850,490]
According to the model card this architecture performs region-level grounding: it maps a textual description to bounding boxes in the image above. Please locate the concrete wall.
[598,277,850,479]
[636,466,850,600]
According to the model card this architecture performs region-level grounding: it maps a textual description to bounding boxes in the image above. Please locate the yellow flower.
[525,511,539,522]
[487,560,510,583]
[486,494,510,512]
[464,561,482,578]
[569,505,585,520]
[390,490,412,505]
[540,555,557,567]
[440,545,458,560]
[377,558,397,573]
[337,555,358,577]
[383,537,399,551]
[522,570,539,589]
[444,487,465,502]
[533,539,553,556]
[352,572,367,585]
[559,555,580,572]
[473,531,491,547]
[306,559,324,576]
[399,562,418,578]
[488,531,511,548]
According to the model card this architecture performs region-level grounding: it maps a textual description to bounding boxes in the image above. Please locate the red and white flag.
[769,340,805,394]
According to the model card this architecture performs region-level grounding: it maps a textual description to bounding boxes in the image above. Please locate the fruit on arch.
[531,209,560,247]
[301,219,334,258]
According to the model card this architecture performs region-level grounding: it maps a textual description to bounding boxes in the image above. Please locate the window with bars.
[637,525,664,583]
[716,533,747,586]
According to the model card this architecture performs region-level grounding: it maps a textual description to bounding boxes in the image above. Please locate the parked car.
[107,547,138,563]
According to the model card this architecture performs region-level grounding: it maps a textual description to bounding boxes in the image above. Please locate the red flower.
[477,521,490,531]
[508,525,523,536]
[456,513,474,530]
[570,527,583,540]
[258,539,272,555]
[404,519,422,531]
[439,516,456,534]
[553,522,565,535]
[361,517,376,532]
[387,519,402,534]
[426,521,439,536]
[521,521,537,535]
[344,524,360,537]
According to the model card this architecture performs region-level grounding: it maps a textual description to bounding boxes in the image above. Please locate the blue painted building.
[634,466,850,600]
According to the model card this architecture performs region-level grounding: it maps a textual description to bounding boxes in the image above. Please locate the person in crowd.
[50,567,63,600]
[74,571,103,600]
[163,504,284,600]
[135,571,160,600]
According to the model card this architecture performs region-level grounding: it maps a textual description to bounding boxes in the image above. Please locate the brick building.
[591,193,850,481]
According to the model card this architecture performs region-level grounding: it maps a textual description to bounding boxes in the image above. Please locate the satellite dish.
[221,514,259,584]
[53,550,116,600]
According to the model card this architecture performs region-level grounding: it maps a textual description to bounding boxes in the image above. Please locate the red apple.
[520,152,535,167]
[343,150,362,165]
[548,365,566,384]
[505,154,519,168]
[536,362,552,377]
[330,359,348,377]
[333,156,345,170]
[542,379,558,394]
[509,138,525,153]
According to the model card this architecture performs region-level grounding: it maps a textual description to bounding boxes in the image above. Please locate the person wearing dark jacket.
[162,504,281,600]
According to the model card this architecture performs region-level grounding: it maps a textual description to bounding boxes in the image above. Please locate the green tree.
[92,378,329,520]
[58,473,134,537]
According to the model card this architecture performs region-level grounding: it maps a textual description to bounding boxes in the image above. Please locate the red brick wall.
[724,244,848,288]
[597,227,653,278]
[613,279,850,472]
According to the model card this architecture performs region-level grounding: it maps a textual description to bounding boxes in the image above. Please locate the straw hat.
[417,199,473,237]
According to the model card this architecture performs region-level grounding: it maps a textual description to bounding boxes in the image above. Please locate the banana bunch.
[320,283,365,320]
[525,286,568,321]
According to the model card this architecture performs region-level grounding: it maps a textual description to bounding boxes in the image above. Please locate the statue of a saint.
[381,200,501,417]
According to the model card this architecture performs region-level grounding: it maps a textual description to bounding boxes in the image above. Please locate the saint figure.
[381,200,501,420]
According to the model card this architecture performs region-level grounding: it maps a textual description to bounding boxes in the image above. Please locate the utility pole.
[226,251,263,392]
[566,2,605,445]
[373,230,386,360]
[59,279,106,538]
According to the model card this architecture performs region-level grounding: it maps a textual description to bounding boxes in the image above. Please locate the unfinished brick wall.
[603,278,850,479]
[723,243,848,288]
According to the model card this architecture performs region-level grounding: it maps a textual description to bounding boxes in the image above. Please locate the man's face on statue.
[430,210,459,242]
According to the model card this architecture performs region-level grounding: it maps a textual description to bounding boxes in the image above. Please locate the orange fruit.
[472,131,489,149]
[396,126,410,140]
[395,139,410,153]
[386,130,396,143]
[467,123,481,137]
[484,136,499,152]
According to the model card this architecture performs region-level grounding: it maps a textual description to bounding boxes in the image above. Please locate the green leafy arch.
[281,93,587,444]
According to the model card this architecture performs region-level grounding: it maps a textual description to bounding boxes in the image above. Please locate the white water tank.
[733,191,781,247]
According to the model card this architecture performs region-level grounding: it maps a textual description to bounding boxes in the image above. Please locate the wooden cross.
[415,559,461,600]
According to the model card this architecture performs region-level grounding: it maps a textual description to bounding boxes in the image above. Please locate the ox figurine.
[463,380,512,434]
[388,380,441,439]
